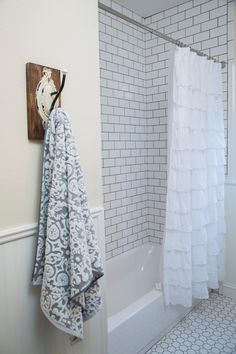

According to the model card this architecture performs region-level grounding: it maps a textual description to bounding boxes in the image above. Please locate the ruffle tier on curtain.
[163,47,226,307]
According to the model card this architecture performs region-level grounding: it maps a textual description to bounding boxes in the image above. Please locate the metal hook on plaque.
[26,63,66,140]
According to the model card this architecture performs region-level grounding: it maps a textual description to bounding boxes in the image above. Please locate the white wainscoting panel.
[223,57,236,300]
[0,207,107,354]
[223,184,236,300]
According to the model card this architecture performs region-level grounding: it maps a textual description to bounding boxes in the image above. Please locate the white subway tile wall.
[99,1,149,259]
[99,0,234,259]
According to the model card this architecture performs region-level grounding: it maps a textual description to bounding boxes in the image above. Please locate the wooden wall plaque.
[26,63,61,140]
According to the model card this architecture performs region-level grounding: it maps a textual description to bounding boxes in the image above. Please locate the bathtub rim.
[137,297,202,354]
[108,289,162,333]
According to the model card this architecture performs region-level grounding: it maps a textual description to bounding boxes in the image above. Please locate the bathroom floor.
[145,293,236,354]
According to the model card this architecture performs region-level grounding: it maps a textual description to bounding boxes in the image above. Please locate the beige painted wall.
[0,0,103,230]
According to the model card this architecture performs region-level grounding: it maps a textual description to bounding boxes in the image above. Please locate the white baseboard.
[222,282,236,300]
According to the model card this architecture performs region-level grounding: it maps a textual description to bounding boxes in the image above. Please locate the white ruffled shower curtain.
[163,47,226,307]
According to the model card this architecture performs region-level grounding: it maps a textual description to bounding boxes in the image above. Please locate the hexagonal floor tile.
[145,293,236,354]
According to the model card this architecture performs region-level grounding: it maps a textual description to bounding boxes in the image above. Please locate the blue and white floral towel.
[32,108,104,339]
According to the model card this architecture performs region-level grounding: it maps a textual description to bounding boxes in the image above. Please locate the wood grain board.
[26,63,61,140]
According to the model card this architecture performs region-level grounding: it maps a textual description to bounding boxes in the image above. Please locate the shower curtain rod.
[98,2,226,69]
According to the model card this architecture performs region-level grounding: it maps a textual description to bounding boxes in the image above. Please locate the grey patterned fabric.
[32,108,104,339]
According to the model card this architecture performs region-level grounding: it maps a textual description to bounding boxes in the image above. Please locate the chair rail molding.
[0,206,104,245]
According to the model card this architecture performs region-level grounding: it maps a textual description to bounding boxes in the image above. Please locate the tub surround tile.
[99,0,233,259]
[145,293,236,354]
[99,2,149,259]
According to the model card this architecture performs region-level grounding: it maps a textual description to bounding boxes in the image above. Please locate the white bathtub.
[107,243,196,354]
